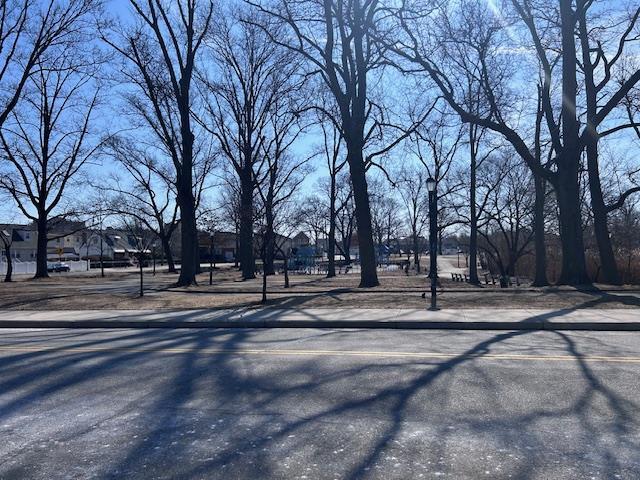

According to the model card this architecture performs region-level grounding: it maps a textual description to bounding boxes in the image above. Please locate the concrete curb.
[1,319,639,331]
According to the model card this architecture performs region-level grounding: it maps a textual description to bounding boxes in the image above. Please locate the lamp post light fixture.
[426,177,438,310]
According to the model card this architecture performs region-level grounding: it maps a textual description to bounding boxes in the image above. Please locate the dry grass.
[1,265,639,311]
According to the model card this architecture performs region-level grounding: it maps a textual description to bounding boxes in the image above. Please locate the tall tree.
[395,165,429,273]
[201,10,298,280]
[0,49,100,278]
[317,113,347,278]
[385,0,606,284]
[410,112,466,257]
[102,0,214,286]
[248,0,399,287]
[255,96,310,276]
[576,1,640,284]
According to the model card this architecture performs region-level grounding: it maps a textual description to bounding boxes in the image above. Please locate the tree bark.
[160,235,176,273]
[3,245,12,282]
[555,0,590,285]
[346,144,379,287]
[585,140,620,284]
[576,4,620,285]
[413,234,420,274]
[533,175,549,286]
[239,170,256,280]
[176,188,198,286]
[263,205,275,276]
[139,255,144,297]
[468,128,480,284]
[35,216,49,279]
[555,168,590,285]
[261,248,268,303]
[176,96,198,286]
[326,176,337,278]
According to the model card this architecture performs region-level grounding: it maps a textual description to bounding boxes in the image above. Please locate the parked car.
[47,262,71,273]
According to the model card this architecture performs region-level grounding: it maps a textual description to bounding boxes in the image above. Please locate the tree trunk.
[34,216,49,279]
[413,234,420,274]
[176,190,198,286]
[507,253,515,277]
[239,170,256,280]
[586,143,619,284]
[234,225,239,268]
[555,168,590,285]
[468,129,480,284]
[139,255,144,297]
[556,0,590,286]
[161,235,176,273]
[577,8,620,286]
[342,236,352,265]
[99,234,105,278]
[327,177,337,278]
[263,205,275,276]
[533,175,549,286]
[261,249,268,303]
[195,241,202,275]
[4,246,12,282]
[284,255,290,288]
[346,145,379,287]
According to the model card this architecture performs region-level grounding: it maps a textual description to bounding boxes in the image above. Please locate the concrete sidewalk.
[0,308,638,330]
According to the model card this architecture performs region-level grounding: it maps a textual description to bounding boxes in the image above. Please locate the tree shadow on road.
[0,304,638,478]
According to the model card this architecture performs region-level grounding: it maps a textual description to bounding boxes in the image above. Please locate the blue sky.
[1,0,639,228]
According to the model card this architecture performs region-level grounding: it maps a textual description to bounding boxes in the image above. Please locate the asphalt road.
[0,327,639,479]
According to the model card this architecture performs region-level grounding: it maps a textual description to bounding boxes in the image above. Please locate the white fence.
[0,260,89,275]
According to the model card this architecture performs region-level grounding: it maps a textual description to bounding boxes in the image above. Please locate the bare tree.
[102,0,214,286]
[364,172,401,264]
[610,197,640,284]
[410,112,466,254]
[120,216,155,297]
[0,0,100,129]
[216,175,243,268]
[102,137,182,273]
[0,48,100,278]
[254,82,311,277]
[572,1,640,284]
[201,10,298,280]
[394,165,429,272]
[247,0,425,287]
[317,112,347,278]
[386,0,635,285]
[334,176,357,265]
[477,155,535,281]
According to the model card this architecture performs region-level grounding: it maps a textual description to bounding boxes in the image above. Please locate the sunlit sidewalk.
[0,307,638,331]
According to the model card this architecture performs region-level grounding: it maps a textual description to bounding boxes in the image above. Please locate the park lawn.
[0,265,638,310]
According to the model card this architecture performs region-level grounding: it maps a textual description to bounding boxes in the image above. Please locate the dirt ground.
[1,265,639,310]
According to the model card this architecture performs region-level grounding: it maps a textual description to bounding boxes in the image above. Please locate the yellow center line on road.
[0,344,640,363]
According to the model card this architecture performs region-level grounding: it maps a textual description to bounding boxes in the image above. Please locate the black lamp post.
[209,233,214,286]
[152,242,157,276]
[426,177,438,310]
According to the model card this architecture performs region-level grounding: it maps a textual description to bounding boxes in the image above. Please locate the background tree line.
[1,0,640,287]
